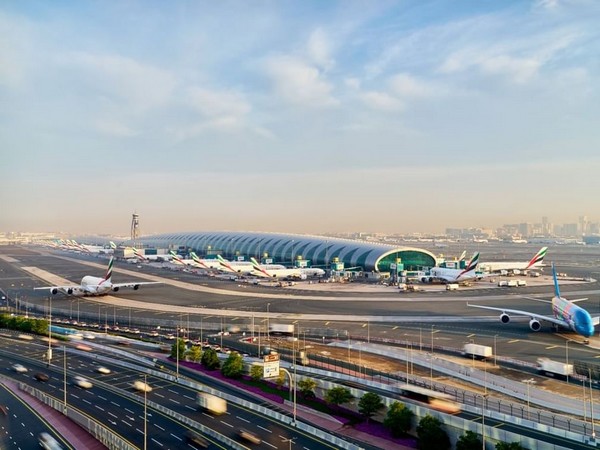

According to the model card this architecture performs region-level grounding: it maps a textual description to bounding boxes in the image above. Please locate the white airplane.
[130,247,172,262]
[478,247,548,274]
[34,256,160,296]
[250,257,325,279]
[468,264,598,340]
[250,257,306,279]
[421,252,480,284]
[215,254,255,274]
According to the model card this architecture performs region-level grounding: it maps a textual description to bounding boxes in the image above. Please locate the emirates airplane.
[34,257,160,296]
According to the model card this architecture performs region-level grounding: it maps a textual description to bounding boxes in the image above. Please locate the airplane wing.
[467,303,569,328]
[111,281,161,289]
[34,285,82,295]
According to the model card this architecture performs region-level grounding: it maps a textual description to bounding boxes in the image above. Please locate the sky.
[2,0,600,236]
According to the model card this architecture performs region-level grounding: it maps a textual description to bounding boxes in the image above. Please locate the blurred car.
[38,432,63,450]
[238,429,261,444]
[132,380,152,392]
[185,431,209,448]
[73,376,93,389]
[34,372,50,382]
[96,366,111,374]
[12,364,28,373]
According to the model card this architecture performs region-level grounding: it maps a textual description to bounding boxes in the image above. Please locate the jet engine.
[66,288,73,295]
[500,313,510,324]
[133,284,140,290]
[112,286,120,292]
[420,277,433,283]
[50,288,58,295]
[529,319,541,331]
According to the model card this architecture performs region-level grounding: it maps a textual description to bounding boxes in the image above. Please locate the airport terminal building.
[131,231,436,273]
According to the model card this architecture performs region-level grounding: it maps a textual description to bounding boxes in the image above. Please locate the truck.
[462,343,493,360]
[537,358,574,379]
[507,280,519,287]
[196,392,227,415]
[517,280,527,287]
[446,283,459,291]
[269,323,295,335]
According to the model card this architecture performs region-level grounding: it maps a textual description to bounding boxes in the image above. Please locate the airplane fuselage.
[552,296,595,337]
[81,275,112,295]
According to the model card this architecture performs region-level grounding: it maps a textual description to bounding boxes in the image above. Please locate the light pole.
[47,296,52,366]
[523,378,535,420]
[143,374,148,450]
[481,394,488,450]
[590,368,596,440]
[566,340,570,384]
[494,334,498,368]
[176,322,180,380]
[63,345,67,415]
[267,303,271,341]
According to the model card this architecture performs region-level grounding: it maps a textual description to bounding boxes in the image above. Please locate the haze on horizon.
[2,1,600,237]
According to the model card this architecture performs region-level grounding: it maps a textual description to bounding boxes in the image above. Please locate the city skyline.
[2,1,600,235]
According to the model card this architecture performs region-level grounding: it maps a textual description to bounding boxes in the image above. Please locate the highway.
[0,334,368,450]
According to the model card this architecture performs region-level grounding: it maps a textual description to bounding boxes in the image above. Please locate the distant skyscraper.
[542,216,549,235]
[579,215,588,235]
[131,213,140,247]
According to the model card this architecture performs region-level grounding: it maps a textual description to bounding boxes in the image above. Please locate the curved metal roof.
[131,231,436,272]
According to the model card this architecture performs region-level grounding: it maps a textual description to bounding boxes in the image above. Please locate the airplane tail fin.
[525,246,548,270]
[104,257,114,282]
[552,263,561,298]
[249,257,260,268]
[459,250,467,262]
[465,252,480,271]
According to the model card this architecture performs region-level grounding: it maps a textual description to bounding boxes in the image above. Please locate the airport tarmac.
[3,244,600,367]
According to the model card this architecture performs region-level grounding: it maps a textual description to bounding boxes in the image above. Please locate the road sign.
[263,354,280,378]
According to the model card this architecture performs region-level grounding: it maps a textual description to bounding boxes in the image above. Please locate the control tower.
[131,213,140,248]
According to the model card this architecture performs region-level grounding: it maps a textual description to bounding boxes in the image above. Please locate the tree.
[201,348,221,370]
[275,370,286,389]
[221,352,244,378]
[384,401,413,437]
[416,414,450,450]
[496,443,527,450]
[358,392,384,422]
[324,386,354,409]
[250,364,264,381]
[170,338,186,360]
[297,378,318,399]
[185,345,202,363]
[456,431,482,450]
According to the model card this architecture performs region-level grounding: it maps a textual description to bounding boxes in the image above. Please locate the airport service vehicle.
[34,256,160,296]
[197,392,227,415]
[498,280,509,287]
[421,252,480,284]
[507,280,518,287]
[238,429,262,444]
[396,384,461,414]
[73,376,93,389]
[446,283,459,291]
[537,358,574,379]
[462,343,493,360]
[269,323,295,335]
[468,264,599,341]
[12,364,28,373]
[132,380,153,392]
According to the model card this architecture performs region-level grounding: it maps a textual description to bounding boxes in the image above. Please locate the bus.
[397,384,461,414]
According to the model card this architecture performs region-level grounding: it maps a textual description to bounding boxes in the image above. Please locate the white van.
[446,283,459,291]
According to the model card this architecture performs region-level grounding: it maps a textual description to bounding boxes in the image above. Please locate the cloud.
[306,28,334,71]
[186,87,251,118]
[265,55,338,108]
[94,119,139,137]
[389,73,441,98]
[66,52,176,113]
[360,91,404,112]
